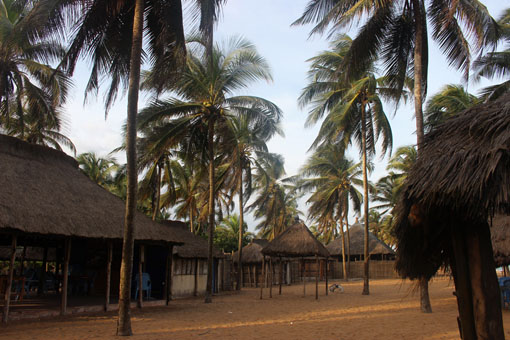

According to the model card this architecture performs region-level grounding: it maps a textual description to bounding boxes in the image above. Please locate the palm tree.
[214,214,253,253]
[297,143,362,280]
[76,152,118,188]
[300,35,395,295]
[138,37,281,303]
[474,8,510,101]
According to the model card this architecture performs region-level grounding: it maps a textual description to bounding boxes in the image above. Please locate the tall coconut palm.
[138,37,281,303]
[300,35,396,295]
[297,142,362,280]
[77,152,118,187]
[220,114,282,290]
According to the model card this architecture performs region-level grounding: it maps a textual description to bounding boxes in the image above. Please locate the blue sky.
[62,1,508,229]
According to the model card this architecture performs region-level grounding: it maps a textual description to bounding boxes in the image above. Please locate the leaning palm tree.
[138,37,281,303]
[300,35,396,295]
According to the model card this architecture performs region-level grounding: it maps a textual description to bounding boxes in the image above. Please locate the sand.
[1,278,510,339]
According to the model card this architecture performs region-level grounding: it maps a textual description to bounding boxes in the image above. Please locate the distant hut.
[262,221,330,300]
[160,221,224,297]
[0,135,185,322]
[233,239,269,287]
[394,94,510,339]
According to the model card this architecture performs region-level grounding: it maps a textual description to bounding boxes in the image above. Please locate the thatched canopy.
[233,239,269,264]
[327,222,394,257]
[0,135,184,245]
[160,220,222,259]
[394,93,510,279]
[261,222,330,258]
[491,215,510,267]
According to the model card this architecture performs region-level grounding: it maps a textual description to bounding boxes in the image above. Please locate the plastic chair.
[499,277,510,309]
[134,273,151,300]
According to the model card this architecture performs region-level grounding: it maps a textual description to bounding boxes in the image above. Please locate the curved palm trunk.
[205,117,215,303]
[412,0,432,313]
[116,0,144,335]
[237,170,244,290]
[189,205,194,233]
[361,101,370,296]
[345,214,350,277]
[339,214,347,281]
[152,164,162,221]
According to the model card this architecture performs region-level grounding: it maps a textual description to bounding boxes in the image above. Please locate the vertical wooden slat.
[325,258,328,296]
[193,258,198,296]
[260,258,265,300]
[2,235,17,323]
[254,264,258,288]
[302,258,306,297]
[137,244,144,308]
[105,242,113,312]
[269,258,273,298]
[61,238,71,316]
[279,257,283,295]
[315,255,319,300]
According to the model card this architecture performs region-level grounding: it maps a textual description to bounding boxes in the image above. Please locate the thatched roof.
[160,220,222,259]
[394,93,510,279]
[491,215,510,267]
[0,135,184,245]
[233,239,269,264]
[327,223,394,257]
[261,222,330,258]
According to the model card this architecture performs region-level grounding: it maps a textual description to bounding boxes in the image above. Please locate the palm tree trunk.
[116,0,144,335]
[412,0,432,313]
[237,170,244,291]
[345,214,350,277]
[189,205,194,233]
[205,117,215,303]
[361,101,370,296]
[339,210,347,281]
[152,164,162,221]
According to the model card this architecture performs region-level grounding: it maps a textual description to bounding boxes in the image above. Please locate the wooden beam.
[105,241,113,312]
[2,235,17,323]
[269,258,273,298]
[315,255,319,300]
[166,245,173,305]
[279,257,282,295]
[302,258,306,297]
[193,258,198,297]
[325,258,328,296]
[61,238,71,316]
[260,258,265,300]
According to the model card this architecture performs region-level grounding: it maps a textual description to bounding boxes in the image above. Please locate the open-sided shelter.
[0,135,185,322]
[262,221,330,300]
[233,239,268,287]
[394,94,510,339]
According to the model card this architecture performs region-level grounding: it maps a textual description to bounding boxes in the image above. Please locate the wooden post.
[315,255,319,300]
[247,264,251,287]
[137,244,144,308]
[61,238,71,316]
[254,264,258,288]
[325,258,328,296]
[105,242,113,312]
[279,257,283,295]
[193,258,198,296]
[2,235,17,323]
[260,257,265,300]
[286,261,291,285]
[269,258,273,298]
[165,245,173,305]
[302,258,306,297]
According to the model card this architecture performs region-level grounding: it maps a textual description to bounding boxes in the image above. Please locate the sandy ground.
[2,278,510,340]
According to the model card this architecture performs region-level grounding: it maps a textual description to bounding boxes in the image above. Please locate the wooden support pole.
[315,255,319,300]
[325,258,328,296]
[260,258,265,300]
[165,245,173,305]
[302,258,306,297]
[105,242,113,312]
[194,258,198,296]
[269,258,273,298]
[247,264,251,287]
[279,257,283,295]
[61,238,71,316]
[2,235,17,323]
[137,244,144,308]
[255,264,258,288]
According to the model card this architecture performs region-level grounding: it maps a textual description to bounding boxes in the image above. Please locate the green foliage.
[213,214,253,253]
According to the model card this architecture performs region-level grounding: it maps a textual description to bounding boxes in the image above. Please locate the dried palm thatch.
[394,92,510,279]
[233,239,269,264]
[160,220,222,259]
[262,222,330,258]
[327,223,394,257]
[0,135,184,245]
[491,215,510,267]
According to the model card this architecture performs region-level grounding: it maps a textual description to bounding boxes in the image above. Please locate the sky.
[62,1,508,230]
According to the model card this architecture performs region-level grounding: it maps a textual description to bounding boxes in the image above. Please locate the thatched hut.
[262,221,330,300]
[394,94,510,339]
[233,239,269,287]
[0,135,185,321]
[160,221,225,297]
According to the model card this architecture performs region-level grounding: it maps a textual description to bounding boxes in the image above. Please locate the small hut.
[233,239,268,287]
[394,94,510,339]
[262,221,330,300]
[327,222,395,279]
[160,221,225,297]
